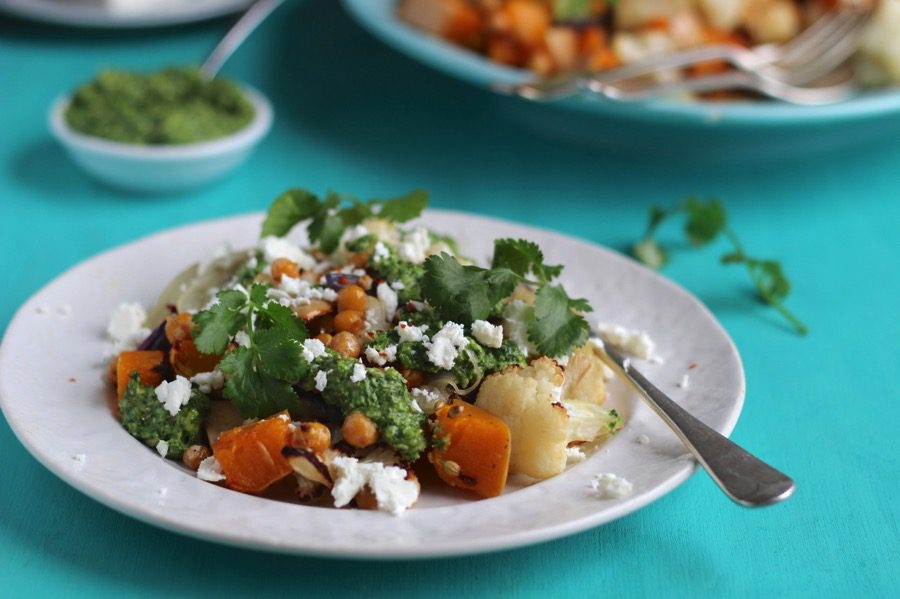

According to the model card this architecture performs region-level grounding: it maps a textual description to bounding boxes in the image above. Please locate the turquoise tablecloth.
[1,2,898,597]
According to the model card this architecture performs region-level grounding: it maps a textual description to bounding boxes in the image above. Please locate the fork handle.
[595,344,795,507]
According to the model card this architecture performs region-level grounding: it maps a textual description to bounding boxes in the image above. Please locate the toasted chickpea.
[315,332,333,346]
[337,285,368,312]
[357,274,374,291]
[271,258,300,283]
[396,367,427,390]
[342,412,379,448]
[164,313,194,345]
[182,445,210,471]
[292,422,332,454]
[334,310,366,335]
[308,313,335,336]
[329,331,361,359]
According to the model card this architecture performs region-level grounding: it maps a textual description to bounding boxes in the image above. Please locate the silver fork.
[495,8,871,103]
[592,343,795,507]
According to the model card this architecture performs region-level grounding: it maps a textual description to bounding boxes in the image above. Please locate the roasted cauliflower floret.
[475,357,569,479]
[561,343,607,405]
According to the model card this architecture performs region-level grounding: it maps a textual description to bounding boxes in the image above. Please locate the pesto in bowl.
[64,66,255,145]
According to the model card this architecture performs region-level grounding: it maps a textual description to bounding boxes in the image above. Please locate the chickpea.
[329,331,361,359]
[337,284,368,313]
[357,274,374,291]
[292,421,332,454]
[315,332,333,346]
[164,313,194,345]
[309,313,335,336]
[182,445,210,471]
[271,258,300,283]
[334,310,366,335]
[396,367,426,390]
[342,412,379,448]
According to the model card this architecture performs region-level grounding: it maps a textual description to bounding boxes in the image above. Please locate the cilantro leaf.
[528,285,591,356]
[632,197,807,335]
[553,0,592,21]
[376,189,428,223]
[256,300,308,343]
[254,327,306,381]
[684,197,726,246]
[192,288,248,354]
[260,188,320,238]
[492,238,563,283]
[338,200,374,228]
[219,348,300,418]
[421,253,517,325]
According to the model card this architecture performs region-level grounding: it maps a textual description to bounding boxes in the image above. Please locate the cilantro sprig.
[193,284,309,418]
[421,238,592,357]
[632,197,807,335]
[261,188,428,254]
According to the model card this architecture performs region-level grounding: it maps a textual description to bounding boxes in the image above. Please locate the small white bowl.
[48,84,273,193]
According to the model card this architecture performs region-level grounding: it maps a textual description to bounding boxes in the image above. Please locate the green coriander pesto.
[65,67,255,145]
[304,350,426,460]
[119,374,210,459]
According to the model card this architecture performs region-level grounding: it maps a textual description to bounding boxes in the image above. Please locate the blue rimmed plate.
[342,0,900,159]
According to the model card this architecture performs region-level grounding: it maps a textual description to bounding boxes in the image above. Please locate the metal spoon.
[201,0,285,78]
[593,343,795,507]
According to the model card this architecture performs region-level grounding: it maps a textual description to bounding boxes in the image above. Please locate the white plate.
[0,211,744,558]
[0,0,250,28]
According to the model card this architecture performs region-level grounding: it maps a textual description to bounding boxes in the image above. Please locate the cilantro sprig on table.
[422,238,592,357]
[193,284,309,418]
[261,188,428,252]
[632,197,808,335]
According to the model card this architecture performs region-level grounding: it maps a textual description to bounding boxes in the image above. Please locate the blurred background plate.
[342,0,900,162]
[0,0,251,28]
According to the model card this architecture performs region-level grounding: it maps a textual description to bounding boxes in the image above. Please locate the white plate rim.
[0,0,250,28]
[0,210,745,559]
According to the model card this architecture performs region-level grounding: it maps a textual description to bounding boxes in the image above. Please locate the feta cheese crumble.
[596,322,661,363]
[234,330,251,348]
[350,361,368,383]
[471,319,503,349]
[566,446,587,464]
[396,321,428,343]
[154,375,192,417]
[107,302,150,350]
[636,434,650,445]
[364,344,397,366]
[155,440,169,458]
[677,373,691,389]
[302,338,327,363]
[259,236,315,270]
[190,370,224,394]
[425,321,468,370]
[410,386,448,415]
[197,456,226,482]
[590,473,634,499]
[329,456,419,515]
[372,241,390,263]
[314,370,329,392]
[397,227,431,263]
[376,282,399,322]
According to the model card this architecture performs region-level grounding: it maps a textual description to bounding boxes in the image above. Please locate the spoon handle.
[202,0,285,78]
[595,344,795,507]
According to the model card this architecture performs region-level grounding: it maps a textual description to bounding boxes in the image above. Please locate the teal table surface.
[1,2,898,597]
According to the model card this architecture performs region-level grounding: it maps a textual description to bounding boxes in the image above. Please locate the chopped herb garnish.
[193,284,309,418]
[632,197,807,335]
[260,188,429,253]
